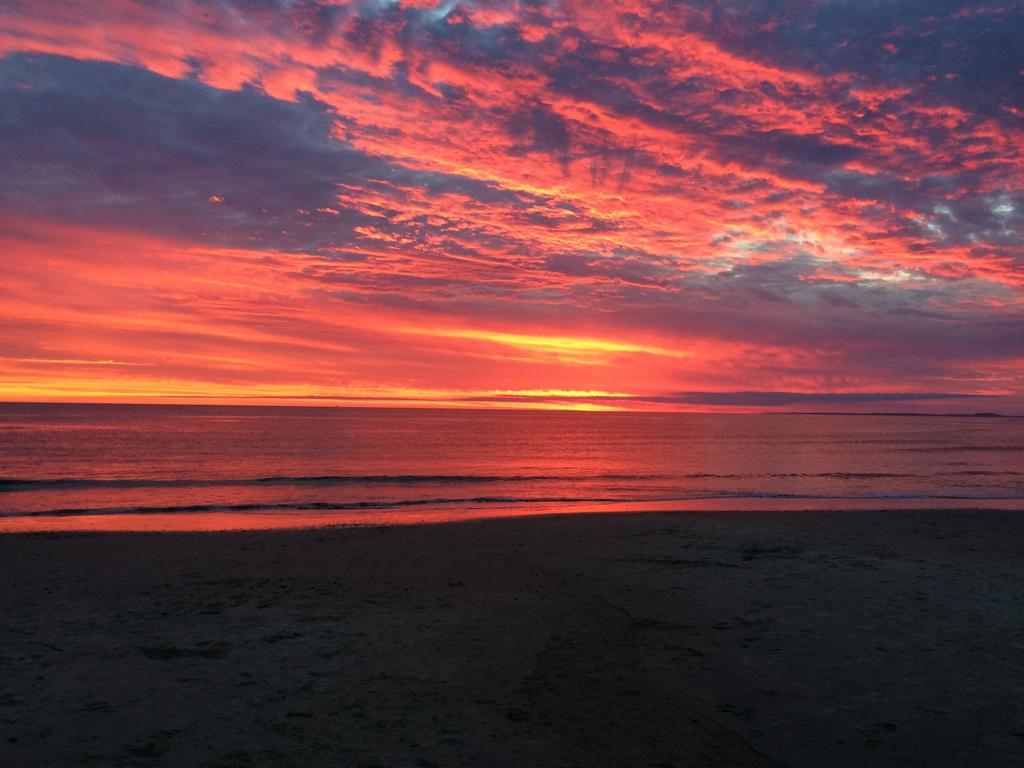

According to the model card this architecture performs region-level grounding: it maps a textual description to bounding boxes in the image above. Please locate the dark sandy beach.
[2,509,1023,767]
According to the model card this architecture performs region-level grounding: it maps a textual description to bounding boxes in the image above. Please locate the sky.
[1,1,1022,413]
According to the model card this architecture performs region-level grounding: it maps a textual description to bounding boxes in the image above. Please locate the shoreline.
[3,508,1023,767]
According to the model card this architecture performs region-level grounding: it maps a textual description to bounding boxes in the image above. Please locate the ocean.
[1,403,1022,531]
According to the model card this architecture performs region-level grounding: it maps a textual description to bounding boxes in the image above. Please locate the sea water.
[1,404,1022,530]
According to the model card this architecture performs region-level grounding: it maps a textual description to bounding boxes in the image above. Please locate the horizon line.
[0,399,1017,418]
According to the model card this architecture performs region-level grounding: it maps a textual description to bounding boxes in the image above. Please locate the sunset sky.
[1,1,1022,412]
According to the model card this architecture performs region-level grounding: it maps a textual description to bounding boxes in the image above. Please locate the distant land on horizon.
[1,401,1021,419]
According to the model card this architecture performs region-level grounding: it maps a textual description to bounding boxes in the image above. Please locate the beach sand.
[2,509,1023,767]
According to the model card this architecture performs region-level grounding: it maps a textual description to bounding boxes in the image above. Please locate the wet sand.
[2,509,1023,767]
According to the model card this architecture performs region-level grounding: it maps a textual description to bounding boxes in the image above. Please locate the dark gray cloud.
[631,391,992,407]
[507,100,572,173]
[680,0,1024,121]
[543,249,679,286]
[0,52,374,250]
[0,52,546,254]
[717,131,862,173]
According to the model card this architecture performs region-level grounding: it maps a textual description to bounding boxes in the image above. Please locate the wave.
[0,473,663,492]
[5,491,1024,519]
[946,470,1024,476]
[0,470,975,494]
[676,472,917,479]
[0,495,614,518]
[898,446,1024,453]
